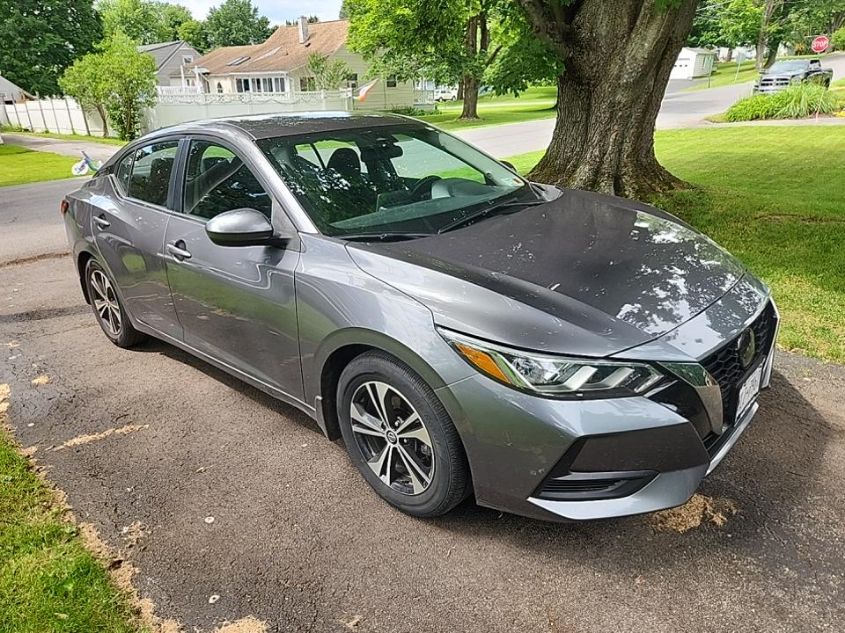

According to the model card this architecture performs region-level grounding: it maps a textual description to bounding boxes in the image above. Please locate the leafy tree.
[483,6,562,96]
[347,0,504,119]
[720,0,764,54]
[59,50,112,136]
[100,0,195,44]
[339,1,351,19]
[205,0,272,48]
[787,0,845,53]
[60,31,157,140]
[177,19,209,52]
[307,53,352,90]
[834,26,845,50]
[515,0,699,199]
[158,3,193,40]
[0,0,102,96]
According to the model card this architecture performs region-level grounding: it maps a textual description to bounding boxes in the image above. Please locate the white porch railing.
[155,88,354,105]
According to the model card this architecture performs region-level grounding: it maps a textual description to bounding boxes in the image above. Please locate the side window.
[127,141,179,207]
[182,140,272,220]
[114,152,133,194]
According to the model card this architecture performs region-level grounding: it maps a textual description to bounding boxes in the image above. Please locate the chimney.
[298,16,309,43]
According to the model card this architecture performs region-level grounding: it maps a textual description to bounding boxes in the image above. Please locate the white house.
[670,47,717,80]
[176,18,417,111]
[138,40,201,87]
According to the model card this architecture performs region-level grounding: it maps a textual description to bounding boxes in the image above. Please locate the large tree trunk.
[460,75,480,119]
[756,0,784,71]
[519,0,697,199]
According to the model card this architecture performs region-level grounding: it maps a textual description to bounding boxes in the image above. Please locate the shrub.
[832,27,845,51]
[724,85,840,122]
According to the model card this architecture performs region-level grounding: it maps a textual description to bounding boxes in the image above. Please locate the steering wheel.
[410,175,441,201]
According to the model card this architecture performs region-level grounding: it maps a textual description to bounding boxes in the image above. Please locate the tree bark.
[461,75,480,119]
[456,79,464,101]
[518,0,697,199]
[96,103,109,138]
[756,0,784,71]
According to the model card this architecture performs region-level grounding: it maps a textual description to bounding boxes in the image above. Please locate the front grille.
[700,302,777,427]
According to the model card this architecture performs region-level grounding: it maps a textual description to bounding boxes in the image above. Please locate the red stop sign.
[812,35,829,53]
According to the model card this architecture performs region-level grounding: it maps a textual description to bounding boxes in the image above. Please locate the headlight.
[438,328,664,398]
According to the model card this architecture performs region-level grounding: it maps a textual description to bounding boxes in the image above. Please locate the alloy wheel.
[90,269,122,337]
[349,380,435,496]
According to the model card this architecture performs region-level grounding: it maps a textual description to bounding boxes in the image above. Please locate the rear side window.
[114,153,133,194]
[127,141,179,207]
[182,140,272,220]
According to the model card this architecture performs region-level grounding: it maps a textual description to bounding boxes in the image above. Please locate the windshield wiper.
[340,232,432,242]
[437,199,546,234]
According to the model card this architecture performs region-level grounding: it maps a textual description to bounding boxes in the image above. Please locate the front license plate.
[736,363,763,422]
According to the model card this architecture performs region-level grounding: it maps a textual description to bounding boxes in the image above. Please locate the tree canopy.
[60,31,157,140]
[99,0,194,45]
[0,0,102,96]
[205,0,273,48]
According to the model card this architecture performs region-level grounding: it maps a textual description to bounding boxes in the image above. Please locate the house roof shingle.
[189,19,349,77]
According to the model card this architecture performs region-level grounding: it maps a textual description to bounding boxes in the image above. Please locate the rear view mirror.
[205,208,277,247]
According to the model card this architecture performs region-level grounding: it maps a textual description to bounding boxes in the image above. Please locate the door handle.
[93,215,110,229]
[166,241,192,260]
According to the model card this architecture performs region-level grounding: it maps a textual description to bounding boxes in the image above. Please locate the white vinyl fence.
[3,97,112,137]
[149,89,355,130]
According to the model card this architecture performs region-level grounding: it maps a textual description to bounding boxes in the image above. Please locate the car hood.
[347,188,746,357]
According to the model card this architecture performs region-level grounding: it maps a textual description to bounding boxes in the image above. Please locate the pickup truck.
[754,59,833,94]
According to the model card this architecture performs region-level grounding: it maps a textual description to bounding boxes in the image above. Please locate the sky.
[180,0,344,24]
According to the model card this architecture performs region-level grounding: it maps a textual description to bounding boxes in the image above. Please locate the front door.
[93,140,182,339]
[163,138,303,400]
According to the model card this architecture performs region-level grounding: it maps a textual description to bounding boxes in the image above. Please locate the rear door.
[163,136,304,399]
[93,139,182,339]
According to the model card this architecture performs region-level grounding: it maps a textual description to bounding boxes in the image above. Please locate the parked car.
[434,86,458,101]
[754,58,833,93]
[62,113,778,522]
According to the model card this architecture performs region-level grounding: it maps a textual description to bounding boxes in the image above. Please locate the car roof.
[149,111,422,141]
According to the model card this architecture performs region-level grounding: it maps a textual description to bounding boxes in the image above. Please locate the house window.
[300,76,317,92]
[236,78,250,92]
[182,55,193,65]
[273,77,286,93]
[262,77,274,92]
[386,75,397,88]
[346,73,358,89]
[216,82,223,93]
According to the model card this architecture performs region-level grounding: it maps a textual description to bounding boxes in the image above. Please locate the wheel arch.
[76,249,96,304]
[313,329,452,442]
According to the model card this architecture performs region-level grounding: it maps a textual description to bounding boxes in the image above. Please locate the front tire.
[337,351,470,518]
[84,259,145,348]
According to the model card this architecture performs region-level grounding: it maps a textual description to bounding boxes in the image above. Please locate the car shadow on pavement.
[133,338,326,438]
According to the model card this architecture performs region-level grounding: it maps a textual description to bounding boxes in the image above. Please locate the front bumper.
[436,296,778,523]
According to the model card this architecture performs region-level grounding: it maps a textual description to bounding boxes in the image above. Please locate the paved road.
[1,181,844,632]
[2,133,118,163]
[0,179,83,263]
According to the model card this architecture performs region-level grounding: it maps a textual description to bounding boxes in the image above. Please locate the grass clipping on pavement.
[0,383,148,633]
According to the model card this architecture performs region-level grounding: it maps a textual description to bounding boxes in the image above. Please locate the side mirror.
[205,208,278,247]
[500,160,517,172]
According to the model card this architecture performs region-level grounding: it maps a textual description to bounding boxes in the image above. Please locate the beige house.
[179,18,417,111]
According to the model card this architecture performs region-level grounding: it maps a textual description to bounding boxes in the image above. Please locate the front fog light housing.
[439,328,664,398]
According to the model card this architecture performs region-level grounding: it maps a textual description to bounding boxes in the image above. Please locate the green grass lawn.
[506,126,845,363]
[0,144,82,187]
[0,411,143,632]
[417,85,557,131]
[1,128,126,146]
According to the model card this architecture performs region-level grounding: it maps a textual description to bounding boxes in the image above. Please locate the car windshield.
[257,124,532,238]
[767,60,809,73]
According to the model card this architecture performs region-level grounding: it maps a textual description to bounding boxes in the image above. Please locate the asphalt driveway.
[1,181,844,632]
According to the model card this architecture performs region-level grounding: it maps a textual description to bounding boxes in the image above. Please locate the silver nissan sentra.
[62,113,778,522]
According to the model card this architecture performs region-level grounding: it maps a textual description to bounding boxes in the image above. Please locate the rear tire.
[84,259,146,348]
[337,351,470,518]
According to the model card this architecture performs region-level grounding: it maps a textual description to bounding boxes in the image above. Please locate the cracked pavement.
[1,179,844,632]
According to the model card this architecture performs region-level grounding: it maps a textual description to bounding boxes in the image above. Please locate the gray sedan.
[62,113,777,522]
